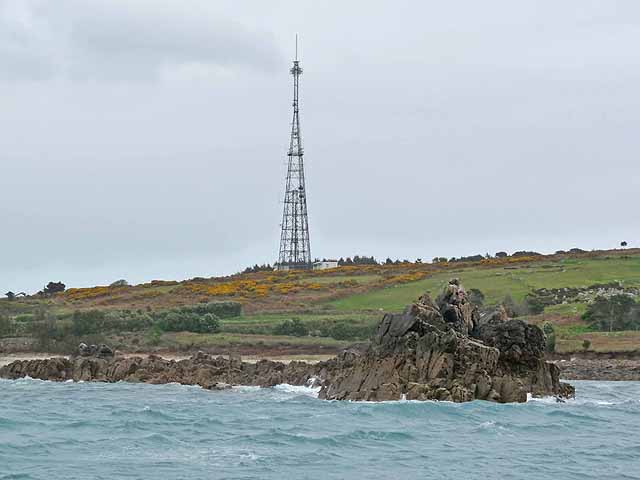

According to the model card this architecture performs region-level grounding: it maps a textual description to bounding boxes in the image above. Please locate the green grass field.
[167,332,349,349]
[328,256,640,313]
[222,312,377,325]
[544,303,588,317]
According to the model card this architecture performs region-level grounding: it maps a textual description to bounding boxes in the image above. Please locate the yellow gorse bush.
[178,277,326,298]
[64,286,122,300]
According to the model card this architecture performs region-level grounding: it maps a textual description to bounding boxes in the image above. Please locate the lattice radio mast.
[276,36,312,270]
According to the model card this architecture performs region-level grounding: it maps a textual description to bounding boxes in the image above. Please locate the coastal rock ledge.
[0,280,574,403]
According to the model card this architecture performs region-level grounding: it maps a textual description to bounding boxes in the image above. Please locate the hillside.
[1,248,639,356]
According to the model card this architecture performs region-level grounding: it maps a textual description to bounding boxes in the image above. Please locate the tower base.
[275,262,313,271]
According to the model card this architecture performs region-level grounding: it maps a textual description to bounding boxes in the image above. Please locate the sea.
[1,379,639,480]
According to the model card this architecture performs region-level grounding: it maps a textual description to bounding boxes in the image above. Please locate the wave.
[272,384,321,396]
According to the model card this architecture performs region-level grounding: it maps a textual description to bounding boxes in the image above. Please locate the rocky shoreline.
[0,352,330,390]
[556,358,640,381]
[3,354,637,382]
[0,280,576,403]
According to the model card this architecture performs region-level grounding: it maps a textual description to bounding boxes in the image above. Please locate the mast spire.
[276,37,312,270]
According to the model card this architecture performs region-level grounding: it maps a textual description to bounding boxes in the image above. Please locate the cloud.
[1,0,639,293]
[0,0,282,82]
[0,0,58,80]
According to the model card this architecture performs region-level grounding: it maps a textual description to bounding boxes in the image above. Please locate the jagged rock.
[96,344,114,358]
[0,280,575,404]
[474,318,544,364]
[476,305,509,328]
[77,342,114,359]
[78,343,91,357]
[435,279,479,334]
[320,279,573,403]
[0,357,73,381]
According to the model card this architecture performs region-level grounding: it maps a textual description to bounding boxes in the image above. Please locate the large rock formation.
[318,280,574,402]
[0,280,574,403]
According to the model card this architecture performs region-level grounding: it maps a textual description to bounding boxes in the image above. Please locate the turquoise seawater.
[1,379,639,480]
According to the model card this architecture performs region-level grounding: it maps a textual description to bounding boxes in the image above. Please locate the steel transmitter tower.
[277,38,312,270]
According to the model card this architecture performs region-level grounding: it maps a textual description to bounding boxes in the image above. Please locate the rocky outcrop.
[526,282,639,310]
[318,280,574,402]
[556,358,640,381]
[0,351,326,390]
[78,343,114,358]
[435,278,479,335]
[0,280,575,403]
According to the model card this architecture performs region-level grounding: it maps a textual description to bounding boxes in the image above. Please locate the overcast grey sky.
[1,0,639,293]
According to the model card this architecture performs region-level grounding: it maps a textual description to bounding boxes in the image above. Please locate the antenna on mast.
[276,35,311,271]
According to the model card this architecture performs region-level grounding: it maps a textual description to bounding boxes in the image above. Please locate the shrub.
[145,325,163,346]
[118,305,233,334]
[68,310,154,335]
[71,310,107,335]
[187,302,242,318]
[542,321,555,335]
[0,315,14,336]
[221,323,272,335]
[582,295,640,332]
[326,322,372,341]
[305,319,375,341]
[273,318,309,337]
[449,254,484,263]
[14,314,34,323]
[545,333,556,353]
[242,264,274,273]
[582,339,591,351]
[199,313,220,333]
[155,310,220,334]
[43,281,66,296]
[29,310,72,351]
[512,251,541,257]
[105,311,153,332]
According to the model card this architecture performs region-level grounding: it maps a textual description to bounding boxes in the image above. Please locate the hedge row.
[16,301,242,337]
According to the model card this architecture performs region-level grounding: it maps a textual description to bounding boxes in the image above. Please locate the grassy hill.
[330,255,640,311]
[1,248,639,355]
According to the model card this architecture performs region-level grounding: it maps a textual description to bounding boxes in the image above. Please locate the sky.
[1,0,639,293]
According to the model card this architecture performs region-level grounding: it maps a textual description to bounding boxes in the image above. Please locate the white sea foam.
[273,383,321,397]
[479,420,496,427]
[13,375,47,384]
[526,393,559,404]
[232,385,261,392]
[230,384,321,397]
